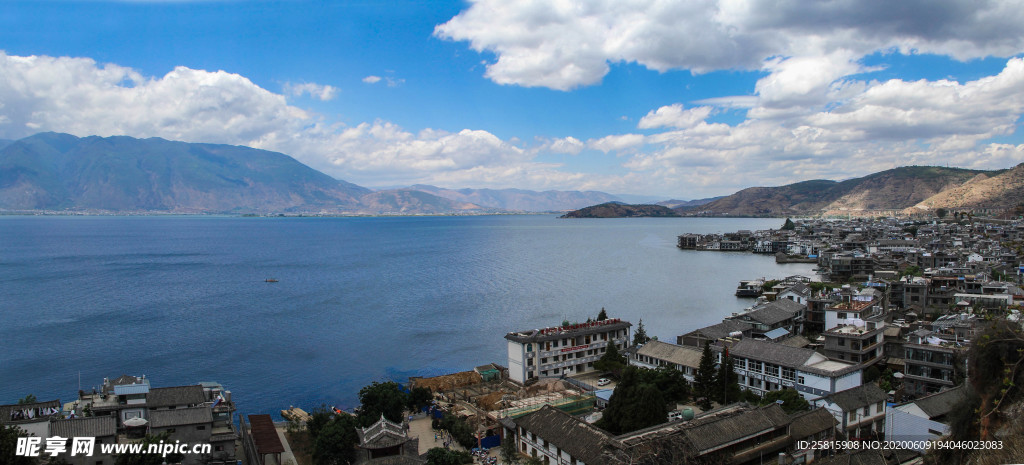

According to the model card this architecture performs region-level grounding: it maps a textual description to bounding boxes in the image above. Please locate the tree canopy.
[760,389,809,414]
[694,342,717,410]
[597,307,608,321]
[715,352,742,405]
[313,414,360,465]
[357,381,408,427]
[594,341,627,373]
[633,319,650,346]
[595,367,669,435]
[425,447,472,465]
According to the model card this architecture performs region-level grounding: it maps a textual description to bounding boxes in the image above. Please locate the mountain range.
[0,133,622,214]
[3,132,1022,216]
[674,165,1024,217]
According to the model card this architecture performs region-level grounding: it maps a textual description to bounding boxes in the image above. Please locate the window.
[848,411,856,422]
[216,446,224,452]
[196,425,206,430]
[797,376,805,384]
[838,338,846,346]
[526,344,532,352]
[862,406,870,416]
[838,312,847,319]
[877,401,884,412]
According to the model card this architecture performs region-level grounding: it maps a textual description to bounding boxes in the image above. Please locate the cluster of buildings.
[493,217,1023,464]
[1,375,237,465]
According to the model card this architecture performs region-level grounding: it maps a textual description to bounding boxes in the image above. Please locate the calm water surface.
[0,215,814,415]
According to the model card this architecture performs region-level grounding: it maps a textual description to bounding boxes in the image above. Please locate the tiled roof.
[912,385,968,419]
[727,339,816,368]
[358,415,410,449]
[788,408,836,439]
[147,385,206,408]
[741,299,804,325]
[514,405,622,465]
[635,341,703,368]
[248,414,285,454]
[820,383,887,411]
[49,416,116,438]
[149,407,213,428]
[686,320,753,341]
[0,400,63,424]
[681,404,790,454]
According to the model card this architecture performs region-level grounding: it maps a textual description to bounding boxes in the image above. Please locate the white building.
[505,319,631,384]
[885,386,968,451]
[724,339,862,401]
[811,383,888,440]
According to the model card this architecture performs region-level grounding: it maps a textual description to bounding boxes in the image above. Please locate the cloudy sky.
[2,0,1024,198]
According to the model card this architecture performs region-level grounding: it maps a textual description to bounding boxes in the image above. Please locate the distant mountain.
[656,197,723,208]
[0,133,485,215]
[560,202,680,218]
[679,166,1000,217]
[358,189,487,214]
[407,184,621,212]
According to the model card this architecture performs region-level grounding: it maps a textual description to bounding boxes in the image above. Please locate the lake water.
[0,215,814,415]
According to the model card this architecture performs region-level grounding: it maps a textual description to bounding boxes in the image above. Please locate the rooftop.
[506,318,631,343]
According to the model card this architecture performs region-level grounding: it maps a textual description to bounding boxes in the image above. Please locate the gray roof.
[681,404,790,454]
[685,320,753,341]
[820,383,887,411]
[147,385,206,408]
[149,407,213,428]
[779,335,811,348]
[49,416,116,438]
[782,282,811,296]
[912,385,968,419]
[506,319,632,344]
[514,405,622,465]
[635,341,703,368]
[358,415,411,449]
[726,339,816,368]
[788,408,836,439]
[812,448,920,465]
[733,299,803,326]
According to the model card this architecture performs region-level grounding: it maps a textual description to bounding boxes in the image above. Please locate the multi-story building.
[821,320,886,366]
[811,383,888,440]
[723,339,862,401]
[629,340,703,381]
[74,375,238,465]
[725,299,803,339]
[903,340,962,396]
[505,319,631,384]
[824,298,880,331]
[885,385,968,451]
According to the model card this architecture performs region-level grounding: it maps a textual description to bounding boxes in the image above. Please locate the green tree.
[17,395,36,405]
[781,218,796,230]
[312,414,359,465]
[595,367,668,435]
[593,341,626,373]
[407,386,434,412]
[1,425,38,465]
[500,435,520,465]
[760,389,809,414]
[524,457,544,465]
[639,367,689,403]
[936,208,948,218]
[633,319,650,346]
[425,447,472,465]
[694,342,717,410]
[357,381,408,427]
[437,414,476,450]
[115,431,184,465]
[307,404,334,439]
[597,307,608,321]
[716,353,742,405]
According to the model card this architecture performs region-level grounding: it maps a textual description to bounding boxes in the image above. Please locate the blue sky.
[1,0,1023,198]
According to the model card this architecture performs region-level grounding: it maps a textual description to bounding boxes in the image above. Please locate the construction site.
[410,364,597,434]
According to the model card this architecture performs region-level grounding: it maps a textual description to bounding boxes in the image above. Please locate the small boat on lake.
[735,279,764,297]
[265,278,279,283]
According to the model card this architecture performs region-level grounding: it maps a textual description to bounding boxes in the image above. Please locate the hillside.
[0,133,485,215]
[559,202,680,218]
[680,166,1005,217]
[912,163,1024,211]
[407,184,620,212]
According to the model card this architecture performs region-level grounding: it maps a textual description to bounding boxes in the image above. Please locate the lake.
[0,215,814,415]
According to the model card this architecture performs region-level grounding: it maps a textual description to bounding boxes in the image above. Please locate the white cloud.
[283,81,339,101]
[537,136,585,155]
[587,133,645,153]
[362,75,405,87]
[436,0,1024,90]
[637,104,712,130]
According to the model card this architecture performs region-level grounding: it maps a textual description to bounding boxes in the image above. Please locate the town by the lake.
[5,213,1024,465]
